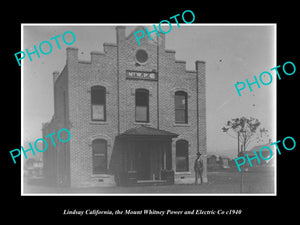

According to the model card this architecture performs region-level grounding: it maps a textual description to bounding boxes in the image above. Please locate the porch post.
[166,140,172,170]
[163,144,166,170]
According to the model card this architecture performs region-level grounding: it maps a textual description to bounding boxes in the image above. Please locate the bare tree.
[222,117,268,156]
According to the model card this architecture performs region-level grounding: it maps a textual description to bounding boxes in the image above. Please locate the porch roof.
[118,125,178,138]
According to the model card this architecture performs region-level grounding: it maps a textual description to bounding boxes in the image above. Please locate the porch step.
[134,180,169,186]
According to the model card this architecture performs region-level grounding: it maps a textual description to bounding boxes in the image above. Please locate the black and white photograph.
[21,24,276,195]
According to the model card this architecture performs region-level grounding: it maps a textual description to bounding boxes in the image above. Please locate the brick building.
[42,26,207,188]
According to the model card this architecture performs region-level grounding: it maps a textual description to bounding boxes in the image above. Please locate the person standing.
[194,152,203,184]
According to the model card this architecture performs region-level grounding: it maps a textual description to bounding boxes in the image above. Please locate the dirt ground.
[23,166,275,195]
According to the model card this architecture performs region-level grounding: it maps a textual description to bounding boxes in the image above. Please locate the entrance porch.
[116,126,178,186]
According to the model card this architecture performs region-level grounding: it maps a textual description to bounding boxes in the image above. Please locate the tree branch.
[224,131,238,140]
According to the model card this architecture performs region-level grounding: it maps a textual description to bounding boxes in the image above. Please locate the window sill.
[89,121,109,125]
[173,123,190,127]
[133,122,152,126]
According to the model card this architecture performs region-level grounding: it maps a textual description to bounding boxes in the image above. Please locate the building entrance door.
[136,141,164,180]
[136,142,151,180]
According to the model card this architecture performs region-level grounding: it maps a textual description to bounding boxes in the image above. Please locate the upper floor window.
[175,91,188,123]
[135,89,149,122]
[91,86,106,121]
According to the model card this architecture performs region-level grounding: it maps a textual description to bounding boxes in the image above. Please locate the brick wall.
[196,61,207,183]
[43,64,70,186]
[47,26,207,187]
[66,44,118,187]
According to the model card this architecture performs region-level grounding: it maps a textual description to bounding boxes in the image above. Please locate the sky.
[22,24,276,159]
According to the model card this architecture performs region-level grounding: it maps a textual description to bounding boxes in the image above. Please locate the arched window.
[176,140,189,172]
[92,139,107,174]
[91,86,106,121]
[135,89,149,122]
[175,91,188,123]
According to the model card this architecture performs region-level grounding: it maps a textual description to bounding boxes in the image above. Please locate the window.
[176,140,189,172]
[91,86,106,121]
[175,91,188,123]
[92,139,107,174]
[135,89,149,122]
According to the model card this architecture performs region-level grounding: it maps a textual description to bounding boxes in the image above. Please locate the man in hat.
[194,152,203,184]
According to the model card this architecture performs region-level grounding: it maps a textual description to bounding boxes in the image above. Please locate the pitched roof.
[118,125,178,138]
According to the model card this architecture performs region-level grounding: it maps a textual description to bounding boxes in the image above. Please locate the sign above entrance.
[126,70,157,81]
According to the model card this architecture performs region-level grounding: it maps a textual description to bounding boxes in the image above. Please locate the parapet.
[91,51,105,64]
[66,47,79,63]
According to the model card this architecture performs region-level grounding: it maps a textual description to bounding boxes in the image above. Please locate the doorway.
[136,143,151,180]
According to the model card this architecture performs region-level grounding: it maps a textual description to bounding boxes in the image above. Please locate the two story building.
[42,26,207,188]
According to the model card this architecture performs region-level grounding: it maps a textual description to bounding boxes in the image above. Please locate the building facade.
[42,26,207,188]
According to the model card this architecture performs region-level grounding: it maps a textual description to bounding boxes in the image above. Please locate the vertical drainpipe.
[196,64,200,154]
[157,36,160,129]
[116,27,121,135]
[116,27,123,184]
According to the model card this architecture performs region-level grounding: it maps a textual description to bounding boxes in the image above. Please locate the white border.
[21,23,277,196]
